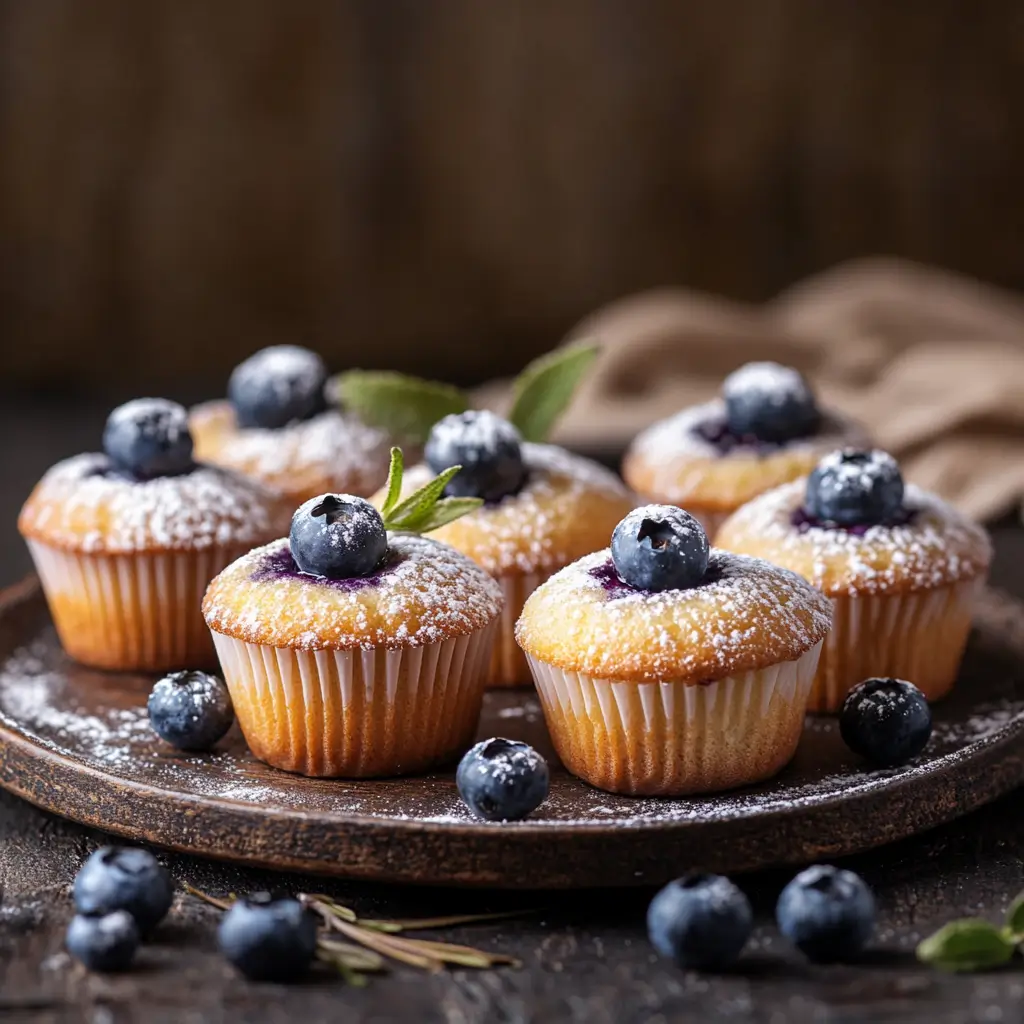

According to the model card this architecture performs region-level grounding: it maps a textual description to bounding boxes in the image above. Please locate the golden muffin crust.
[715,480,992,598]
[622,400,866,512]
[190,400,391,501]
[515,548,832,685]
[18,453,287,555]
[203,534,503,651]
[373,444,635,576]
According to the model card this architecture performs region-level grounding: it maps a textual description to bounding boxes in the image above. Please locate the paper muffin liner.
[488,571,550,688]
[27,540,241,672]
[525,642,821,796]
[210,621,497,777]
[810,577,984,713]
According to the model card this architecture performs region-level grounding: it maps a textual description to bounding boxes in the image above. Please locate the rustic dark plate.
[0,577,1023,889]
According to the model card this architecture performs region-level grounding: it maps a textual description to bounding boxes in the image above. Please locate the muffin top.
[377,443,634,576]
[203,533,503,650]
[18,453,286,555]
[715,478,992,598]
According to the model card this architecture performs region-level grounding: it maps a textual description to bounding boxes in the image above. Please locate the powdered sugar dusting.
[18,453,284,554]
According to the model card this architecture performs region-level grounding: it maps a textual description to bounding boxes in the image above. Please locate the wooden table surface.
[2,403,1024,1024]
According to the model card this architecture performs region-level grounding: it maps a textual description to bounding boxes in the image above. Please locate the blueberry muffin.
[716,449,992,711]
[622,362,867,536]
[372,410,635,688]
[516,505,832,795]
[190,345,391,504]
[19,399,286,671]
[203,492,503,777]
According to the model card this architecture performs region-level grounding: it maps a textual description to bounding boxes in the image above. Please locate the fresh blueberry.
[776,865,876,963]
[73,847,174,934]
[805,448,905,527]
[217,893,318,982]
[424,410,526,503]
[456,738,550,822]
[722,362,821,443]
[228,345,328,430]
[148,670,235,752]
[840,677,932,767]
[289,493,388,579]
[647,874,752,970]
[66,910,140,972]
[102,398,194,480]
[610,504,709,592]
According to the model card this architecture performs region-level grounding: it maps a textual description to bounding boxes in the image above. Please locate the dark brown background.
[3,0,1024,397]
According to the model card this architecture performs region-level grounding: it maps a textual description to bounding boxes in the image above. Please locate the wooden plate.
[1,577,1024,889]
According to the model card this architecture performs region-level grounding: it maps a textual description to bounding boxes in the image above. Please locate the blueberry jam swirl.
[249,546,401,591]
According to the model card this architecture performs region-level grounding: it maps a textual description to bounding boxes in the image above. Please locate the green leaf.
[916,919,1015,972]
[334,371,469,442]
[380,448,404,520]
[507,340,600,442]
[407,497,483,533]
[383,465,462,531]
[1006,892,1024,941]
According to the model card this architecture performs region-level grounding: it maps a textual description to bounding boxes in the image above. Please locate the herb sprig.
[378,447,482,533]
[916,890,1024,972]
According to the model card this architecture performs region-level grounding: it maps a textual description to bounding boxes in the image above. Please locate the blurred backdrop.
[3,0,1024,400]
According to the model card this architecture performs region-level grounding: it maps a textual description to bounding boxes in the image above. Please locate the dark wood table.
[3,403,1024,1023]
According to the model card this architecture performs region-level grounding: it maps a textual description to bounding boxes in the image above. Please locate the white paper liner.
[27,540,235,671]
[526,641,821,795]
[811,577,984,712]
[211,621,496,777]
[488,570,548,688]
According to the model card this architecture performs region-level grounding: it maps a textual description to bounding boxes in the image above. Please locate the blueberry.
[456,738,550,822]
[840,677,932,767]
[610,504,709,592]
[148,670,235,752]
[289,493,388,579]
[217,893,318,982]
[776,865,876,963]
[425,410,526,502]
[102,398,194,480]
[66,910,140,972]
[647,874,752,970]
[73,847,174,934]
[805,448,905,527]
[722,362,821,443]
[228,345,328,430]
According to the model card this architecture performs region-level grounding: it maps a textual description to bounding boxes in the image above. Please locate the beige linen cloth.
[489,258,1024,522]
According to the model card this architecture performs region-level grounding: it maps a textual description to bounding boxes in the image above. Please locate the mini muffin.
[372,410,635,688]
[19,399,286,672]
[623,362,867,536]
[203,491,503,777]
[190,345,391,504]
[716,449,992,712]
[516,505,832,795]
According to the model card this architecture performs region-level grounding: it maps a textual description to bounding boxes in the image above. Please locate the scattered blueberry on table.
[722,361,821,443]
[228,344,328,430]
[217,893,319,982]
[647,874,753,970]
[775,865,876,963]
[73,846,174,934]
[610,504,709,592]
[66,910,140,972]
[805,448,905,527]
[456,738,550,822]
[289,493,388,579]
[425,410,526,502]
[840,677,933,767]
[102,398,194,480]
[148,670,235,752]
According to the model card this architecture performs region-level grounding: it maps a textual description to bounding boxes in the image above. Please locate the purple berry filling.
[693,417,790,455]
[250,546,399,590]
[589,556,722,598]
[790,506,916,535]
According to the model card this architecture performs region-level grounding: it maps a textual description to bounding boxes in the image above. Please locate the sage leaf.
[383,465,462,531]
[380,448,405,521]
[916,919,1015,972]
[407,497,483,534]
[1006,891,1024,941]
[334,371,469,442]
[507,340,599,442]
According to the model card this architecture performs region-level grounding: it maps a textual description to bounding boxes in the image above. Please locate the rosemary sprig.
[185,885,526,983]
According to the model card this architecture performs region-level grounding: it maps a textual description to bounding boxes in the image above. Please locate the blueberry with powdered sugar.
[722,361,821,444]
[456,738,549,821]
[289,493,388,579]
[840,677,932,766]
[102,398,194,480]
[148,670,235,751]
[805,448,905,527]
[611,504,709,592]
[425,410,526,503]
[228,345,328,430]
[66,910,139,972]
